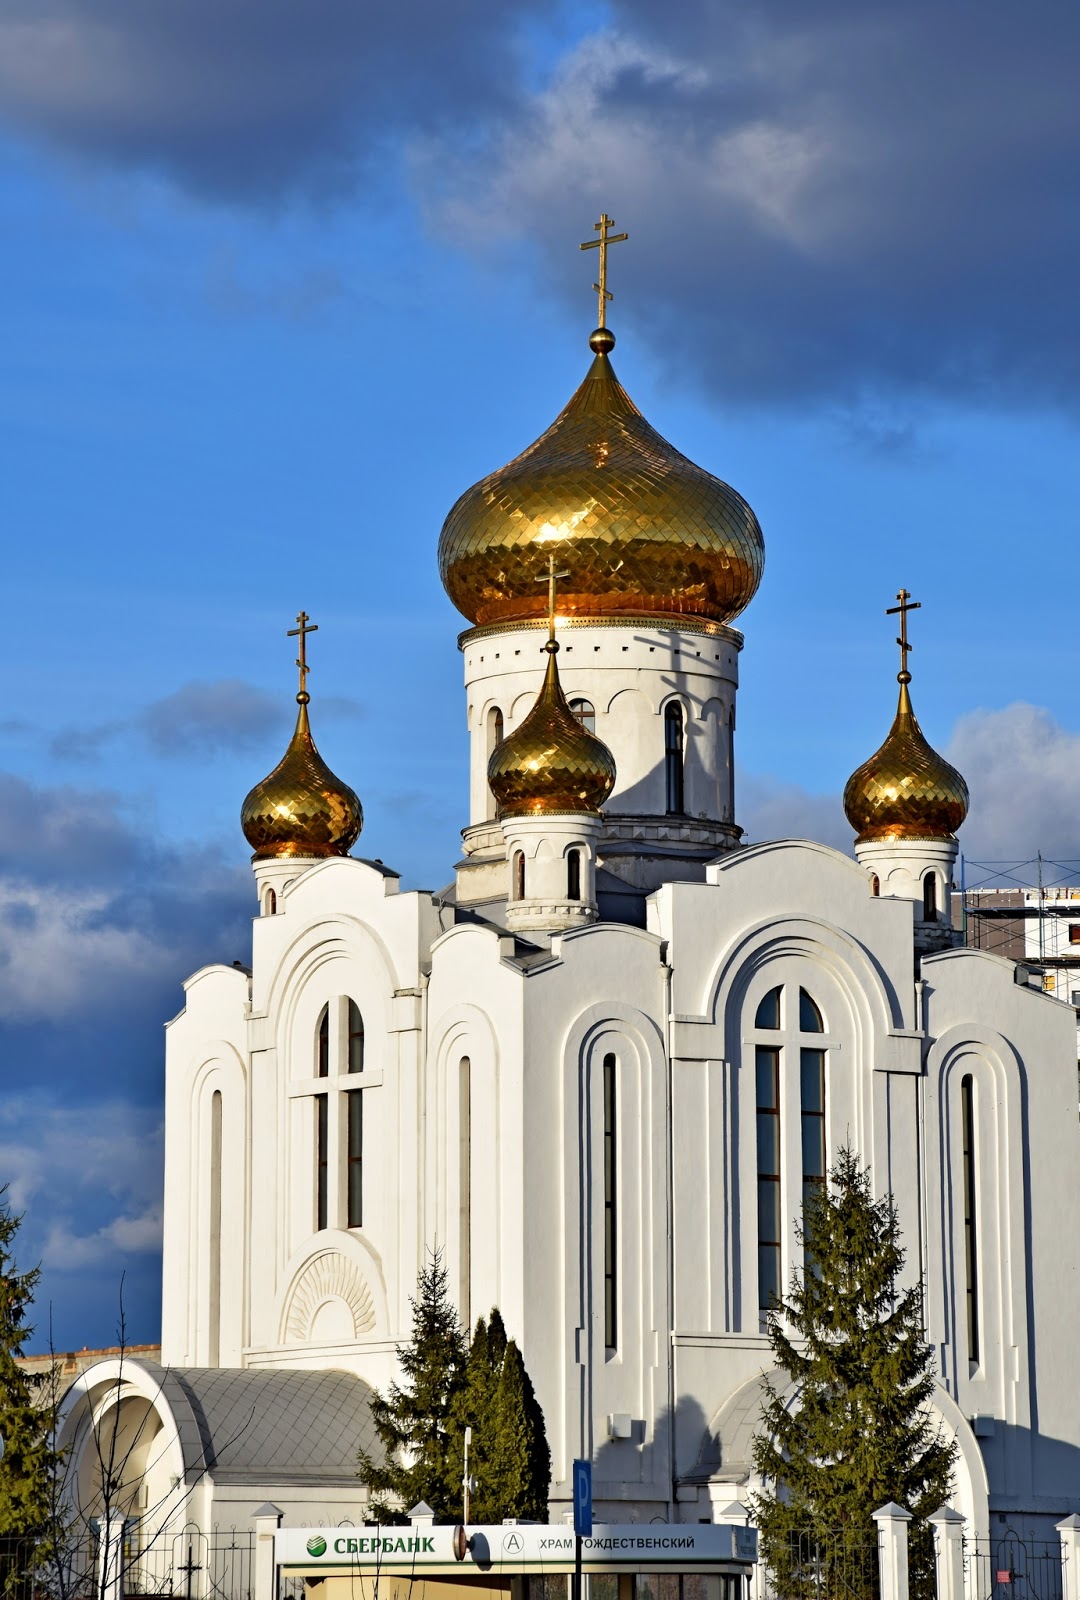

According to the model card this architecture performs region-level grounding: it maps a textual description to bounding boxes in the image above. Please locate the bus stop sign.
[573,1460,592,1537]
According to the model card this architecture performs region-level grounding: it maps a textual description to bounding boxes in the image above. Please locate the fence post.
[252,1503,283,1600]
[929,1506,965,1600]
[873,1502,912,1600]
[99,1515,126,1600]
[1057,1514,1080,1600]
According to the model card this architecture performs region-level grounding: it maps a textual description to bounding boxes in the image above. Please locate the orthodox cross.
[580,212,628,328]
[537,556,569,645]
[287,610,319,696]
[885,588,920,680]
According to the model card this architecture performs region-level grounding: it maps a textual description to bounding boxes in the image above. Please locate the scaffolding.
[957,855,1080,1012]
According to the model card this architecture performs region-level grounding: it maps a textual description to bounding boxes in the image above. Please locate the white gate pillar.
[1056,1514,1080,1600]
[252,1503,283,1600]
[98,1515,126,1600]
[929,1506,966,1600]
[873,1502,912,1600]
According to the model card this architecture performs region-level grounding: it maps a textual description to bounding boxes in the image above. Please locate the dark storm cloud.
[0,0,540,201]
[1,3,1078,403]
[432,0,1080,411]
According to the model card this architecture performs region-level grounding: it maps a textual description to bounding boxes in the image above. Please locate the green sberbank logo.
[306,1537,327,1558]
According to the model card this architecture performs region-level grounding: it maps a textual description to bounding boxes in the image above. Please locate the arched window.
[487,706,504,755]
[923,872,938,922]
[459,1057,472,1326]
[567,847,582,901]
[347,1088,363,1228]
[512,850,525,901]
[755,987,781,1029]
[316,1006,330,1078]
[263,888,277,916]
[569,698,596,735]
[347,1000,364,1074]
[800,990,826,1225]
[961,1075,979,1362]
[870,874,880,897]
[316,1094,329,1231]
[603,1052,617,1350]
[756,1041,781,1311]
[664,703,685,814]
[209,1090,222,1365]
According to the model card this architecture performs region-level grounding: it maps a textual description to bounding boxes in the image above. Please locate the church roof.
[138,1363,378,1486]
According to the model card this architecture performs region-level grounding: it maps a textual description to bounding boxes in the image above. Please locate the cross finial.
[579,212,628,329]
[286,610,319,701]
[884,588,921,683]
[536,556,570,651]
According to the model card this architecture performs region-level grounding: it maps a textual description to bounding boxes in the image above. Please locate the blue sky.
[1,0,1079,1348]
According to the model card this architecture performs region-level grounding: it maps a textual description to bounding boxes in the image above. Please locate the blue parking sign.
[572,1459,592,1537]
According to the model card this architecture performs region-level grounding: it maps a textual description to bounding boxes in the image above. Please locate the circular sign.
[306,1537,327,1558]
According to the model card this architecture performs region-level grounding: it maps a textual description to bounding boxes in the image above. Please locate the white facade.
[64,387,1080,1548]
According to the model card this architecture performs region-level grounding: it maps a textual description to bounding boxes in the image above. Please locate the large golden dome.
[843,676,968,844]
[489,640,617,817]
[439,328,764,628]
[242,692,363,859]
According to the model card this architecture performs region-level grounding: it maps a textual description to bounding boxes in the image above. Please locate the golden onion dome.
[439,327,764,628]
[489,640,617,817]
[241,691,363,859]
[843,675,969,844]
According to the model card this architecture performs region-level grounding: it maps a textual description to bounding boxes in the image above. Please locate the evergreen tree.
[0,1188,60,1543]
[450,1312,505,1522]
[486,1339,551,1522]
[751,1147,956,1600]
[357,1251,467,1522]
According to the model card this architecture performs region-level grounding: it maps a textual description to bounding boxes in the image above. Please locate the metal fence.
[758,1527,880,1600]
[964,1533,1063,1600]
[0,1528,257,1600]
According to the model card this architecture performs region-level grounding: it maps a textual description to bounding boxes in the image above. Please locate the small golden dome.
[439,330,764,628]
[489,642,617,817]
[241,692,363,859]
[843,677,969,844]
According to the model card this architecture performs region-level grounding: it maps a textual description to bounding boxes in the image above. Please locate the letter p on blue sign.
[573,1459,592,1537]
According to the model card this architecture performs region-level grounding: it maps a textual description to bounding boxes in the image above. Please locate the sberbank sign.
[277,1522,756,1574]
[313,1535,436,1557]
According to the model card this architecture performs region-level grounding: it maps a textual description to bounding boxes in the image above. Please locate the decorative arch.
[282,1248,377,1342]
[925,1024,1029,1422]
[278,1233,387,1343]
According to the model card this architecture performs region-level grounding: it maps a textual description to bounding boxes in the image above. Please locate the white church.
[59,262,1080,1557]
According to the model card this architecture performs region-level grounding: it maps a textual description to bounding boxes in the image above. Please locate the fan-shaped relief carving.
[284,1252,376,1342]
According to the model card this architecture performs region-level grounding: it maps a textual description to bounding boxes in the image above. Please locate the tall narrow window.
[487,706,504,754]
[870,874,880,897]
[513,850,525,901]
[316,1094,329,1231]
[961,1075,979,1362]
[923,872,938,922]
[209,1090,222,1366]
[347,1000,365,1074]
[664,703,685,814]
[459,1057,471,1327]
[567,848,582,901]
[756,1045,781,1312]
[603,1053,617,1350]
[800,1048,826,1219]
[264,888,276,916]
[316,1006,330,1078]
[569,698,596,735]
[347,1089,363,1228]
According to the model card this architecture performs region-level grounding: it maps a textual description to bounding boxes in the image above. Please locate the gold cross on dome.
[579,212,628,329]
[885,588,921,679]
[537,556,569,644]
[287,610,319,696]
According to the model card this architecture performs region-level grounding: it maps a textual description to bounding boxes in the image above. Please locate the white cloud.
[42,1206,163,1270]
[946,703,1080,865]
[738,771,851,853]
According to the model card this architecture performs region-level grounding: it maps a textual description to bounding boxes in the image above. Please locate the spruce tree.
[751,1147,956,1600]
[357,1251,467,1522]
[0,1189,60,1543]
